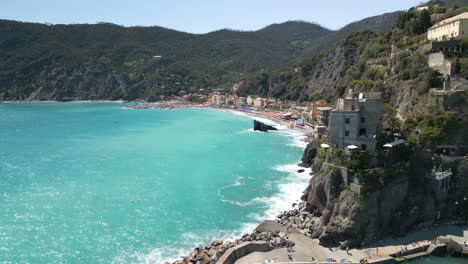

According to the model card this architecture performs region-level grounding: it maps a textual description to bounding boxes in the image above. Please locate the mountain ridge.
[0,7,425,101]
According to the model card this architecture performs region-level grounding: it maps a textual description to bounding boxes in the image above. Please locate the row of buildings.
[208,93,272,108]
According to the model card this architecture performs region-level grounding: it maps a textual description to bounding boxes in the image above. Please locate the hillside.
[426,0,468,7]
[241,2,468,148]
[302,11,402,56]
[0,20,329,101]
[0,8,403,101]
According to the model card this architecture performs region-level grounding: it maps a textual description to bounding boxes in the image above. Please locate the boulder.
[300,142,318,167]
[253,120,277,132]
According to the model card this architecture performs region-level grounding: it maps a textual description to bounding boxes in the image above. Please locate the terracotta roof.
[429,12,468,29]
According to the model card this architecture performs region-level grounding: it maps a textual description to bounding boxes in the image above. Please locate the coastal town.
[1,1,468,264]
[157,8,468,264]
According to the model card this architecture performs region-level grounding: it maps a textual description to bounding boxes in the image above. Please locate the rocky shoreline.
[166,140,468,263]
[167,228,296,264]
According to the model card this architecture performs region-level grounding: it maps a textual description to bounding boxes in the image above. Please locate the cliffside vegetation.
[295,0,468,247]
[241,1,468,148]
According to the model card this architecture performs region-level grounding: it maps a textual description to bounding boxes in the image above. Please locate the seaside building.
[316,106,333,126]
[232,94,238,105]
[211,94,226,105]
[427,12,468,41]
[253,98,268,108]
[416,6,429,11]
[247,95,257,106]
[236,97,247,106]
[311,99,327,120]
[218,95,226,105]
[225,95,233,105]
[209,92,219,104]
[329,91,384,156]
[296,117,305,126]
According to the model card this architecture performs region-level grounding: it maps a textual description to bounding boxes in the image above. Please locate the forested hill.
[0,20,329,100]
[1,9,403,101]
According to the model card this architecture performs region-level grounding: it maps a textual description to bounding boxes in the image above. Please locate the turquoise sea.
[0,103,310,263]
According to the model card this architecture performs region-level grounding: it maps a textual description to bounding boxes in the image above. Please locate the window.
[361,144,367,151]
[351,105,356,111]
[345,130,350,137]
[360,128,366,136]
[361,117,366,123]
[345,118,350,124]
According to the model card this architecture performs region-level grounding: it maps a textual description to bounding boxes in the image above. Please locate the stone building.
[425,167,453,201]
[329,91,384,156]
[427,12,468,41]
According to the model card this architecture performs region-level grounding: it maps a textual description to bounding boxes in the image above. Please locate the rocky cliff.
[240,31,377,101]
[296,147,468,247]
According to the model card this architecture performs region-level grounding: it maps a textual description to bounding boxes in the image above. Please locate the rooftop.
[429,12,468,29]
[344,91,383,100]
[426,170,453,180]
[317,106,333,111]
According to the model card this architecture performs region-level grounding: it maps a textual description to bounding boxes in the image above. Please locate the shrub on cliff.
[415,111,460,147]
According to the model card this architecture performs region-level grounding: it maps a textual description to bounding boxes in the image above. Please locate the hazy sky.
[1,0,422,33]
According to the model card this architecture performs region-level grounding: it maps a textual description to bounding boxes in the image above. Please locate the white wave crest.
[217,176,259,207]
[125,222,259,264]
[277,129,308,148]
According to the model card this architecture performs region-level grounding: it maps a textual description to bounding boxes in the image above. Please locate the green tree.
[383,103,400,133]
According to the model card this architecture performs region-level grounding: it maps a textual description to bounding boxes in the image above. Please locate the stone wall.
[216,242,272,264]
[428,52,452,77]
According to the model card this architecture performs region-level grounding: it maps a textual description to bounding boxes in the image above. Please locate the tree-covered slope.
[0,20,330,100]
[0,6,409,101]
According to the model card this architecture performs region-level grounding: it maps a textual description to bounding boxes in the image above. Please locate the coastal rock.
[300,142,318,167]
[300,152,468,248]
[253,120,277,132]
[210,240,223,247]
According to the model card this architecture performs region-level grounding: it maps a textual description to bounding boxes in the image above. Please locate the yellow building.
[427,12,468,41]
[225,96,233,105]
[311,99,327,120]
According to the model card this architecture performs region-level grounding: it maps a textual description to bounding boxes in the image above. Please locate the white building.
[247,95,257,106]
[427,12,468,41]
